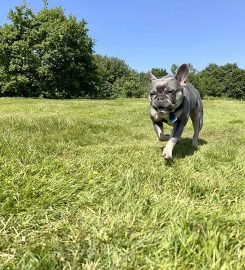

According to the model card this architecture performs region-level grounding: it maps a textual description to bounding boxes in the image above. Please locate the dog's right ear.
[175,64,189,86]
[147,72,157,82]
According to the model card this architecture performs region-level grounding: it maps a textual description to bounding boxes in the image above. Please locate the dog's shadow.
[161,138,207,160]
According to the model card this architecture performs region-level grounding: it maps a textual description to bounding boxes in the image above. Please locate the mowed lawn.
[0,97,244,269]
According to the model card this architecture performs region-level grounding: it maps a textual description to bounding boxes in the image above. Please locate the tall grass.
[0,98,244,269]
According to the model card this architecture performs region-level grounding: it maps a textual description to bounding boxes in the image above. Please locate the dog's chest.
[151,110,173,126]
[151,107,183,126]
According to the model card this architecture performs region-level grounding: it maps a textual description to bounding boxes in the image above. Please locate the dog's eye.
[150,92,157,96]
[168,90,174,94]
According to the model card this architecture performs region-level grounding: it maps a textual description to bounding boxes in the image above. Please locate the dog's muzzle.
[155,95,173,114]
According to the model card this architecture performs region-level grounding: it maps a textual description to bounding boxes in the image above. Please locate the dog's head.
[148,64,189,114]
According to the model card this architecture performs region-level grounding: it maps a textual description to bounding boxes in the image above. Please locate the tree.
[0,2,37,96]
[111,71,148,98]
[187,63,197,74]
[94,55,131,98]
[195,63,243,98]
[34,7,97,98]
[94,55,149,98]
[171,64,178,75]
[151,68,168,78]
[222,65,245,99]
[171,63,197,75]
[0,2,97,98]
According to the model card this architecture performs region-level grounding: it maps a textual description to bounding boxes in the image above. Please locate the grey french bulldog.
[148,64,203,160]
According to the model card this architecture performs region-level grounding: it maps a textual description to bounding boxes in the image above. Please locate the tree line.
[0,2,244,99]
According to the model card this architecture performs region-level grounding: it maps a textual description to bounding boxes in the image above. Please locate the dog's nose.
[157,96,164,102]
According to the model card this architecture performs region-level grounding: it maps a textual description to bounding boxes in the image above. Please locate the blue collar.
[169,112,177,123]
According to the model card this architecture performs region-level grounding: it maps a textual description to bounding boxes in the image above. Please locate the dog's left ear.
[147,72,157,82]
[175,64,189,86]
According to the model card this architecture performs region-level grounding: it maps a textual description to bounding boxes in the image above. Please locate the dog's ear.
[175,64,189,86]
[147,71,157,82]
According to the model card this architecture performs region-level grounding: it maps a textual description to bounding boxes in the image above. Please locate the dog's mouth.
[158,106,170,114]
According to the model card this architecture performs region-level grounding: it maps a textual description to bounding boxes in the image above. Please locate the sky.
[0,0,245,72]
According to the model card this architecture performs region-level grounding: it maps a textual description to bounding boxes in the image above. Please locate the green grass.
[0,97,244,269]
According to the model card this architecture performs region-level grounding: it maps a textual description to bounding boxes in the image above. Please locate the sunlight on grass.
[0,98,244,269]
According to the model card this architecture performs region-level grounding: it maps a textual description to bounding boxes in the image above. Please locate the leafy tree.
[0,2,97,98]
[171,63,197,76]
[195,63,244,98]
[0,3,37,96]
[151,68,168,78]
[187,63,197,74]
[171,64,178,75]
[94,55,131,98]
[34,7,97,98]
[223,66,245,99]
[94,55,149,98]
[111,71,148,98]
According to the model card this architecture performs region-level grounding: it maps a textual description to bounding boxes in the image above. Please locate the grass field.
[0,97,245,269]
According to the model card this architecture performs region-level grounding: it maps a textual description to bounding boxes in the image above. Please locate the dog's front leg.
[153,122,170,142]
[162,120,186,160]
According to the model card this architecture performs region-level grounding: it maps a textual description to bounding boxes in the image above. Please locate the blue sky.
[1,0,245,72]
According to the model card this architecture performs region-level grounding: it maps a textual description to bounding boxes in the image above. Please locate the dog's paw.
[163,154,173,161]
[192,140,199,148]
[162,148,173,161]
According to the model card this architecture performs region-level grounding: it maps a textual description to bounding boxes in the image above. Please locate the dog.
[148,64,203,160]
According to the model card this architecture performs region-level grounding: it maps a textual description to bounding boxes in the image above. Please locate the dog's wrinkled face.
[149,76,184,114]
